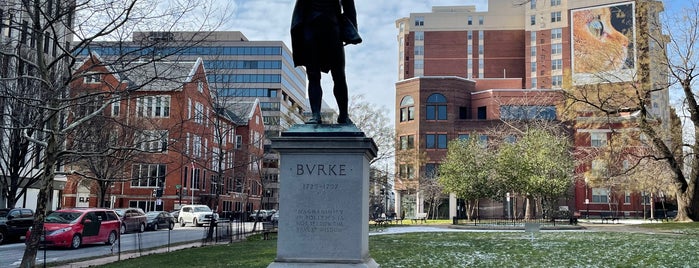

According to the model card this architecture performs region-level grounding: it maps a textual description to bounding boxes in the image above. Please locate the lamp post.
[506,192,511,220]
[585,198,590,221]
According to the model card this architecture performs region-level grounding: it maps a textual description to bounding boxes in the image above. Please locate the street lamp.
[506,192,511,220]
[585,198,590,220]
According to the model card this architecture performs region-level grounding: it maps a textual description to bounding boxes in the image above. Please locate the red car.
[27,208,120,249]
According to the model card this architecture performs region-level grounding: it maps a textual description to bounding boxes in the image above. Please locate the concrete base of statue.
[268,124,379,268]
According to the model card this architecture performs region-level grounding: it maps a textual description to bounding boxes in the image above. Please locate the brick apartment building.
[395,0,670,219]
[60,54,265,214]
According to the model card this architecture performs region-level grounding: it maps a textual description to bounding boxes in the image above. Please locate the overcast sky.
[215,0,488,120]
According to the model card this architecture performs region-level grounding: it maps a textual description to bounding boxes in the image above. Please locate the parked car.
[169,210,180,223]
[145,211,175,231]
[113,208,147,234]
[0,208,34,244]
[178,205,218,227]
[271,211,279,224]
[26,208,119,249]
[248,210,274,222]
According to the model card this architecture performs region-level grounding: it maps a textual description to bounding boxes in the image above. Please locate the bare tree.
[563,1,699,221]
[0,0,231,266]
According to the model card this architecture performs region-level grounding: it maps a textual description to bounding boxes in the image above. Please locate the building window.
[478,44,484,55]
[192,135,202,157]
[478,30,484,40]
[399,164,415,179]
[111,99,120,117]
[131,164,166,187]
[414,46,424,55]
[136,96,170,118]
[592,187,609,203]
[530,15,536,26]
[551,28,562,39]
[194,102,204,124]
[531,77,537,89]
[479,135,488,147]
[551,11,561,23]
[477,106,487,120]
[550,0,561,6]
[425,163,440,178]
[415,16,424,26]
[426,134,448,149]
[192,168,201,189]
[531,62,537,73]
[236,135,243,149]
[467,45,473,55]
[467,31,472,40]
[552,75,563,87]
[400,96,415,122]
[478,16,484,25]
[591,132,607,147]
[426,93,447,120]
[530,0,536,9]
[415,31,424,41]
[468,16,472,25]
[458,134,470,140]
[414,60,424,69]
[552,59,563,70]
[197,81,203,92]
[530,31,536,42]
[551,43,562,55]
[500,105,557,120]
[137,130,168,152]
[399,135,415,150]
[84,73,101,84]
[530,46,536,57]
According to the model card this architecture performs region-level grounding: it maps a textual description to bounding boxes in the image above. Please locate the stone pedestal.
[268,124,379,268]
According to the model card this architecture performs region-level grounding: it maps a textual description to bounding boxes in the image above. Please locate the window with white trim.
[194,102,204,124]
[136,96,170,118]
[591,132,607,147]
[592,187,609,203]
[136,130,168,152]
[131,164,166,187]
[84,73,100,84]
[551,11,561,23]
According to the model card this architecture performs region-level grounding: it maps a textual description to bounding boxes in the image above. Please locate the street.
[0,221,260,267]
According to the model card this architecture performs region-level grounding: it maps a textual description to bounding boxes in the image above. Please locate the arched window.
[426,93,447,120]
[399,95,415,122]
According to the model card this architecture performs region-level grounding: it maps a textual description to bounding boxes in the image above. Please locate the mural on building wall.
[571,2,635,84]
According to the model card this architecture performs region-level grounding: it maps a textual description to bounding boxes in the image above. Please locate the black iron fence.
[453,216,577,227]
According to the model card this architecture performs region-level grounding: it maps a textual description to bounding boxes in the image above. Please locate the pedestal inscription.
[278,156,365,261]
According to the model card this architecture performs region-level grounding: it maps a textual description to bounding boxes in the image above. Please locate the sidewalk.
[52,239,245,268]
[52,241,209,268]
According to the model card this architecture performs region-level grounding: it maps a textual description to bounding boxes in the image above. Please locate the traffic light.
[156,188,163,197]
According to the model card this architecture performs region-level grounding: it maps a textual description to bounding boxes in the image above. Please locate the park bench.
[411,213,427,224]
[600,211,620,224]
[372,217,388,226]
[262,222,277,240]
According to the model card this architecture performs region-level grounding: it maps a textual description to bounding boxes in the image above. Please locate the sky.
[216,0,488,119]
[212,0,691,122]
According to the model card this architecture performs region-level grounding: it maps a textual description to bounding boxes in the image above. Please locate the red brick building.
[61,54,264,214]
[395,1,670,219]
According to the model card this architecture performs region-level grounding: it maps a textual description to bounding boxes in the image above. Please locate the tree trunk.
[524,195,535,219]
[675,181,699,221]
[20,132,60,267]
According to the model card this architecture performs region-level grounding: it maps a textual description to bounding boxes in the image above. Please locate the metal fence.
[452,216,577,227]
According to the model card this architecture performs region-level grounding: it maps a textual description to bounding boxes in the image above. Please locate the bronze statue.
[291,0,360,124]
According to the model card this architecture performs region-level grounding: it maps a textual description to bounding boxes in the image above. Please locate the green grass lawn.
[97,223,699,268]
